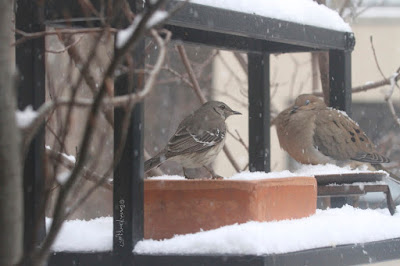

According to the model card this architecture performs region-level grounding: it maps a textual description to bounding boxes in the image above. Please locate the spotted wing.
[313,109,389,163]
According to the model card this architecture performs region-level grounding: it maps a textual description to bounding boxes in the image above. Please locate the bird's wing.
[313,109,389,163]
[165,124,225,157]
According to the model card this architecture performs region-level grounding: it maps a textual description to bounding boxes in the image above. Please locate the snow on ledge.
[48,206,400,253]
[134,206,400,255]
[183,0,351,32]
[148,164,387,181]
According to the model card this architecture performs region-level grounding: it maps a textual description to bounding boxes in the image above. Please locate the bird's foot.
[203,166,224,180]
[211,174,224,180]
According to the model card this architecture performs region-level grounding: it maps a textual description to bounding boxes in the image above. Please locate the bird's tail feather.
[373,163,400,184]
[144,155,162,173]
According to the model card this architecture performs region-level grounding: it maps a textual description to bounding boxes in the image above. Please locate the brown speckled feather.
[313,108,389,163]
[275,94,390,165]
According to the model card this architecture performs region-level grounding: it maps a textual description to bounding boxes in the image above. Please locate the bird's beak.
[232,110,242,115]
[290,106,299,114]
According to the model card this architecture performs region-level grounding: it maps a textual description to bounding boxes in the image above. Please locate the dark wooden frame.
[16,0,400,265]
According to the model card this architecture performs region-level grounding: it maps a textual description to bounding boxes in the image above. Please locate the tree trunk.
[0,0,23,265]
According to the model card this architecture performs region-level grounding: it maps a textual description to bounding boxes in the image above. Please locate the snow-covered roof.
[186,0,351,32]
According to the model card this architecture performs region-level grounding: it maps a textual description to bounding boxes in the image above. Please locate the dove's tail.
[373,163,400,185]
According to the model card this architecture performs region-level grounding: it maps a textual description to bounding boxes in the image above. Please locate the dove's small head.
[291,94,326,113]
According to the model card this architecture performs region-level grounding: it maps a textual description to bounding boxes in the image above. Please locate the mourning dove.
[275,94,390,166]
[145,101,241,179]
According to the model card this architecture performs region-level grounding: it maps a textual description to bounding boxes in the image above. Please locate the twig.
[46,148,112,190]
[369,36,400,126]
[227,129,248,152]
[313,72,400,97]
[160,65,193,87]
[370,36,387,80]
[60,33,114,126]
[195,50,219,77]
[13,28,117,46]
[45,35,83,54]
[176,45,207,103]
[176,44,241,172]
[385,75,400,126]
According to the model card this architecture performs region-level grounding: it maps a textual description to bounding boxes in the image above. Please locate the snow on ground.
[185,0,351,32]
[46,217,112,252]
[15,105,38,128]
[48,205,400,254]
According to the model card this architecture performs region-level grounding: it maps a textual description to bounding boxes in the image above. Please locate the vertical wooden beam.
[248,53,270,172]
[113,0,145,261]
[16,0,46,254]
[329,50,352,208]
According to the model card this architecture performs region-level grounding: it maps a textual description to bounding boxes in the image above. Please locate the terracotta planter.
[144,177,317,240]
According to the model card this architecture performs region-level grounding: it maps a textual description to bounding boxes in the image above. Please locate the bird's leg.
[203,166,224,179]
[182,167,193,179]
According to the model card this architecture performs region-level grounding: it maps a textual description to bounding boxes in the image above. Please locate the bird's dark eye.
[220,105,225,110]
[305,100,310,105]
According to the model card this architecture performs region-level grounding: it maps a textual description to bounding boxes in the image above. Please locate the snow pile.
[46,217,112,252]
[186,0,351,32]
[116,10,168,48]
[149,164,386,181]
[134,206,400,255]
[228,170,297,180]
[294,163,387,176]
[48,206,400,253]
[56,171,71,185]
[149,175,186,180]
[15,105,38,128]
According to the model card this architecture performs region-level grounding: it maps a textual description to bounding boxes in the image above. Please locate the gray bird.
[145,101,241,179]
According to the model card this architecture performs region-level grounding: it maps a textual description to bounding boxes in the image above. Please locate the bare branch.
[176,44,208,103]
[227,129,249,152]
[14,28,117,46]
[45,35,83,54]
[370,36,387,80]
[46,148,112,191]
